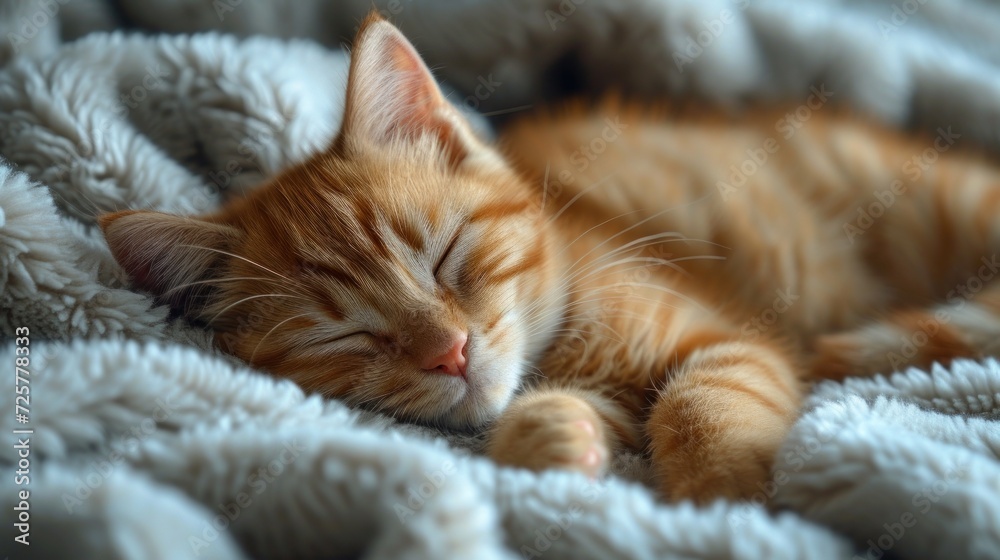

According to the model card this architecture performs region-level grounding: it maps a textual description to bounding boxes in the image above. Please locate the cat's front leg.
[487,387,637,478]
[648,340,803,504]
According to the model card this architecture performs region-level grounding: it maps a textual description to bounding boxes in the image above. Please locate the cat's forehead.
[273,177,465,267]
[326,154,480,213]
[322,179,466,239]
[249,152,530,276]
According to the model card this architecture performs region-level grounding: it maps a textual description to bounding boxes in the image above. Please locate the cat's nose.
[421,332,468,378]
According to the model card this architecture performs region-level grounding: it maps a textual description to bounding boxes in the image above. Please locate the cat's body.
[100,16,1000,502]
[495,100,1000,498]
[507,99,1000,384]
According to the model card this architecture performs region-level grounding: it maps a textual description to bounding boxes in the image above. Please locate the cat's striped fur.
[100,15,1000,502]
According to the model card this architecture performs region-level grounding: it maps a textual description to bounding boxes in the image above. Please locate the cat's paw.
[487,392,609,479]
[656,450,773,504]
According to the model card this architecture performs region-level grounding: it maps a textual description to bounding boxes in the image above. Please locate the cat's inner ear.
[338,15,483,165]
[99,210,242,311]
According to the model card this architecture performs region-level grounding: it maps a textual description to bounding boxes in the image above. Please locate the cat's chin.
[430,359,523,431]
[434,392,510,431]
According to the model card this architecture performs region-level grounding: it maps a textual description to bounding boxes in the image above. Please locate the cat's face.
[100,16,560,429]
[213,147,550,429]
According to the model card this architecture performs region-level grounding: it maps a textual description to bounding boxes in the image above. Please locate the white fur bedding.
[1,1,999,558]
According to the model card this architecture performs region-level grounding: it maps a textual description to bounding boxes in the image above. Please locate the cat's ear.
[337,14,486,166]
[99,210,242,310]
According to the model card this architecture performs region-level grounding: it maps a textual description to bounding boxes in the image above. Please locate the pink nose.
[421,332,468,377]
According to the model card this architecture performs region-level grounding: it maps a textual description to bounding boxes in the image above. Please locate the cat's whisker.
[539,327,627,347]
[591,234,723,266]
[520,260,695,323]
[249,312,316,365]
[615,282,705,310]
[206,293,307,326]
[540,253,725,312]
[550,208,650,262]
[524,365,546,380]
[547,173,618,225]
[161,276,286,297]
[521,233,718,322]
[555,280,701,312]
[566,256,692,287]
[551,194,719,283]
[525,293,685,334]
[479,104,535,118]
[556,197,702,265]
[614,228,726,255]
[518,225,722,330]
[371,393,398,412]
[569,292,687,312]
[178,244,293,282]
[539,161,550,215]
[560,231,721,288]
[525,314,645,342]
[525,308,656,336]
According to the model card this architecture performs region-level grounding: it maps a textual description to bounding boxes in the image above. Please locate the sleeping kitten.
[100,15,1000,502]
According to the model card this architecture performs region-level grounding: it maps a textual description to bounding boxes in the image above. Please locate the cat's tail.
[811,281,1000,380]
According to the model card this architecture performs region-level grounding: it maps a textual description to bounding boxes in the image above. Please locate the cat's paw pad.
[565,418,609,477]
[488,393,609,479]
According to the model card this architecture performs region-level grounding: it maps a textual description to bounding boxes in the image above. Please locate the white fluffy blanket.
[1,1,999,558]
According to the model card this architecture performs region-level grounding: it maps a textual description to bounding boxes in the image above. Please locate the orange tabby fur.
[100,15,1000,503]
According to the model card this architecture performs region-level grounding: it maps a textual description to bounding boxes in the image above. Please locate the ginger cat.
[100,15,1000,503]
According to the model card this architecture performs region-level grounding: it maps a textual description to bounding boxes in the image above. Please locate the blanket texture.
[1,1,999,559]
[55,0,1000,148]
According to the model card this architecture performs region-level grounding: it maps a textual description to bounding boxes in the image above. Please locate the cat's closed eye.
[434,228,463,278]
[326,331,373,344]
